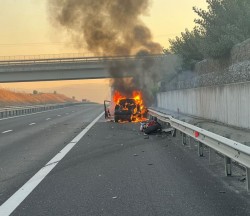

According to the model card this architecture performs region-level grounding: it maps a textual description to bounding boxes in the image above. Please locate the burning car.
[111,90,148,123]
[114,98,140,122]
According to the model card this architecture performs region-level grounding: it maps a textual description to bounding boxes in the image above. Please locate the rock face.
[231,38,250,63]
[163,39,250,91]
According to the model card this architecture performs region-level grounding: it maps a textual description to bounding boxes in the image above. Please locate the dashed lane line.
[2,130,13,134]
[28,123,36,126]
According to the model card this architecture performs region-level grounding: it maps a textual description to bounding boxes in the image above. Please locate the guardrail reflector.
[194,131,200,138]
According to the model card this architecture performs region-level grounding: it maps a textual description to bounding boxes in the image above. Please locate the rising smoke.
[48,0,163,105]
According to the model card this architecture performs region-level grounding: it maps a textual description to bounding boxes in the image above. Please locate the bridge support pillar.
[224,157,232,176]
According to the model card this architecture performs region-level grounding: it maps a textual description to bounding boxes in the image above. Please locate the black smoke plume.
[48,0,162,104]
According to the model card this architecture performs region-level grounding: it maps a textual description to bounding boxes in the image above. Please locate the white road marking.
[46,118,51,120]
[57,115,61,117]
[0,112,104,216]
[65,113,69,115]
[2,130,13,134]
[29,123,36,126]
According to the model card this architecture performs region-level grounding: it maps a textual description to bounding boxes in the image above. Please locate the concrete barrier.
[157,81,250,129]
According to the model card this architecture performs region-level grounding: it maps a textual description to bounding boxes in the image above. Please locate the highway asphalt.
[0,104,249,216]
[0,103,103,207]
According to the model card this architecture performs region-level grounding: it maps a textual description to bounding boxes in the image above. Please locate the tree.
[193,0,250,58]
[33,90,38,95]
[169,28,204,69]
[162,48,172,55]
[169,0,250,68]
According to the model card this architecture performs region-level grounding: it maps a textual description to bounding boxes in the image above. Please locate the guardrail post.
[224,157,232,176]
[198,142,203,157]
[209,148,215,164]
[171,129,177,137]
[247,168,250,192]
[182,133,187,145]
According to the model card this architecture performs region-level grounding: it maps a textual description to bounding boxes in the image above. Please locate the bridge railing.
[0,102,83,119]
[0,53,164,65]
[0,53,94,61]
[148,108,250,191]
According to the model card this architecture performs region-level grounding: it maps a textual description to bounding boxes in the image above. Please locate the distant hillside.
[1,80,110,104]
[0,88,77,107]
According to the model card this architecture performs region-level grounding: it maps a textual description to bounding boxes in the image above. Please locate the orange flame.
[113,91,126,104]
[113,91,144,105]
[132,91,144,110]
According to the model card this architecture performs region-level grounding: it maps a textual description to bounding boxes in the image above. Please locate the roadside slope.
[0,88,76,107]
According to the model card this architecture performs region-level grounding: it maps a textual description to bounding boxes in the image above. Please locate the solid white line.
[29,123,36,126]
[0,112,104,216]
[2,130,13,134]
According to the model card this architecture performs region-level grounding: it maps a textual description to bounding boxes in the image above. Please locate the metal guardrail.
[148,108,250,191]
[0,102,83,119]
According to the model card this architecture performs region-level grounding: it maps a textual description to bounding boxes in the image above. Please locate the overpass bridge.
[0,53,164,83]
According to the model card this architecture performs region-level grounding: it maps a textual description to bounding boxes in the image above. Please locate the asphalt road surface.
[0,104,249,216]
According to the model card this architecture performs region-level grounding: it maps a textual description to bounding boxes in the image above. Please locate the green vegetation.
[169,0,250,69]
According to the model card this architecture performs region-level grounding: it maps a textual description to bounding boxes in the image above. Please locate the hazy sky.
[0,0,208,102]
[0,0,208,56]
